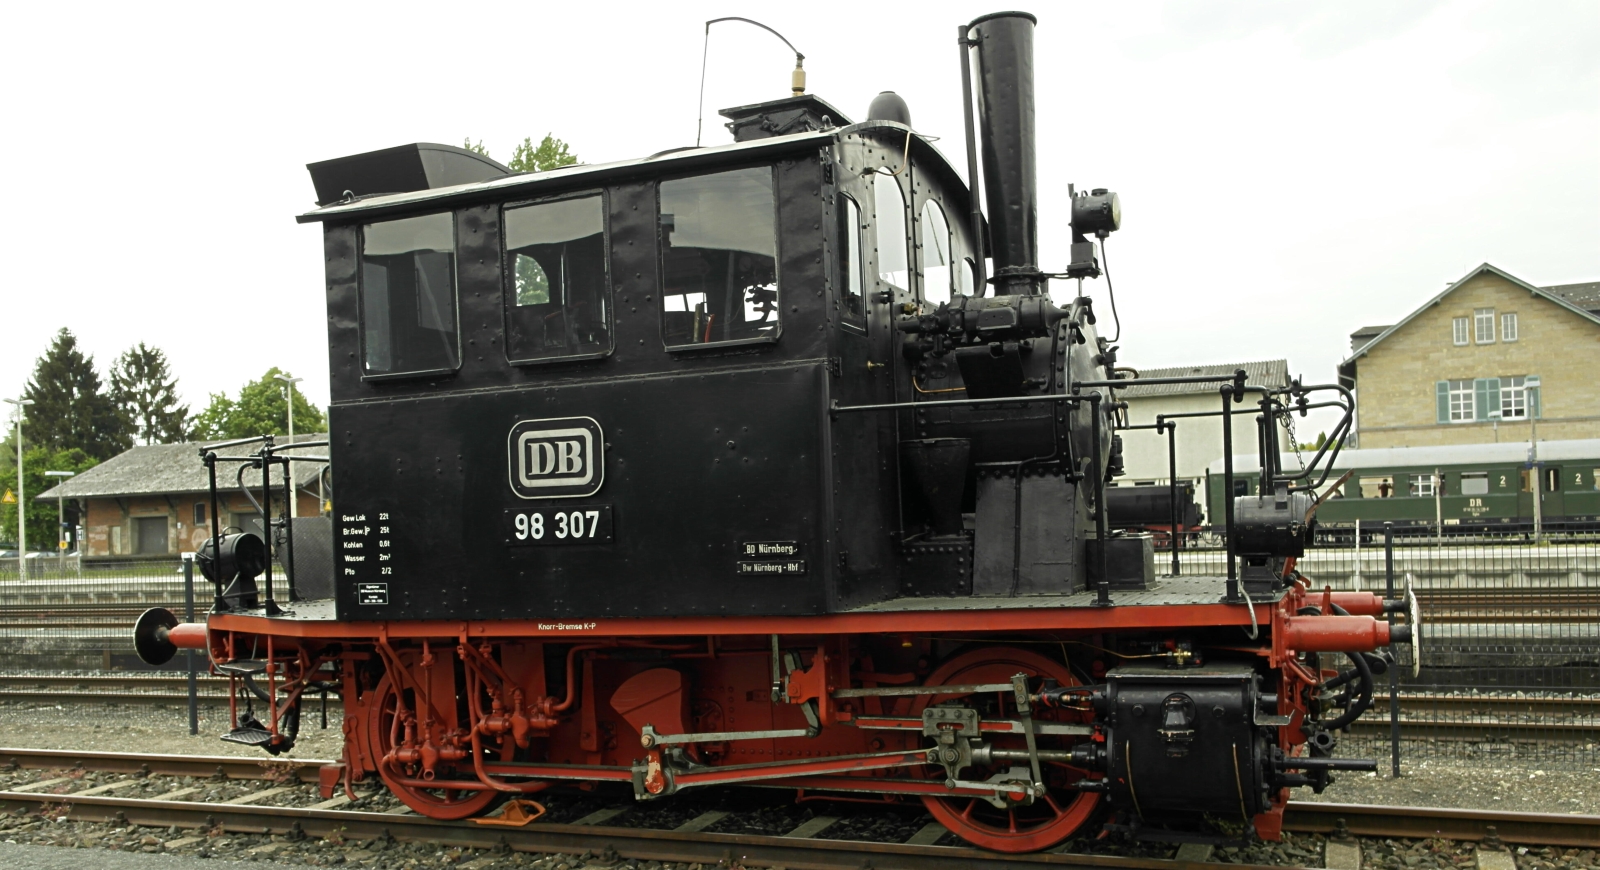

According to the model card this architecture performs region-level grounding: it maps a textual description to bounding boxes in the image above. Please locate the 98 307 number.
[505,505,613,546]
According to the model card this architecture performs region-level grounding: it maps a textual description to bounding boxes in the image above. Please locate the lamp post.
[4,397,35,581]
[44,470,75,571]
[274,374,304,519]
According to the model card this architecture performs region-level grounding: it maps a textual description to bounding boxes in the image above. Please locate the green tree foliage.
[462,138,489,156]
[21,328,130,461]
[509,134,578,173]
[111,343,190,445]
[189,368,327,441]
[0,446,97,551]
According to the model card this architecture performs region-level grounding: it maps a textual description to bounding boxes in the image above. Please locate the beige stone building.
[1338,264,1600,449]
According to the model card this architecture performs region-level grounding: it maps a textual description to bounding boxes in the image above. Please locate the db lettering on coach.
[507,417,604,499]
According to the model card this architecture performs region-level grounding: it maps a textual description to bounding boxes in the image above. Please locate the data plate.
[505,505,614,545]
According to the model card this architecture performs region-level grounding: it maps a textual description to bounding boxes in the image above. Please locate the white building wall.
[1119,393,1270,485]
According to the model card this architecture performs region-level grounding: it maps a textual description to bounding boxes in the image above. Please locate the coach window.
[873,174,909,292]
[359,212,460,377]
[660,167,779,347]
[1460,472,1489,496]
[918,200,953,306]
[838,194,865,329]
[504,194,610,362]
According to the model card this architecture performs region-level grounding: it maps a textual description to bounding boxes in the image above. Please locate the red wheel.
[366,673,500,819]
[913,647,1101,852]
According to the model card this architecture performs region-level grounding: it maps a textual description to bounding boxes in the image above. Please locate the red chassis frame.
[171,582,1399,851]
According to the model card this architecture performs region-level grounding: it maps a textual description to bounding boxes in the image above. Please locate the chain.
[1279,406,1307,474]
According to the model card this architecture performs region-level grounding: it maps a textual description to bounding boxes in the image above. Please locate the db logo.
[507,417,604,499]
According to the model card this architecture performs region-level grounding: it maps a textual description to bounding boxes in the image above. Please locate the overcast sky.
[1,1,1594,441]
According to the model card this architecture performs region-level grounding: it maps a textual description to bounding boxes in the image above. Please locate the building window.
[1501,312,1518,342]
[1452,317,1469,346]
[193,502,207,526]
[917,199,953,306]
[503,194,611,363]
[837,194,865,328]
[1500,376,1527,419]
[1448,379,1474,422]
[1474,308,1495,343]
[360,212,459,376]
[659,166,779,348]
[1409,474,1435,498]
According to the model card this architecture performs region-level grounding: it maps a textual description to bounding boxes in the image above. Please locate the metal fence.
[1,535,1596,768]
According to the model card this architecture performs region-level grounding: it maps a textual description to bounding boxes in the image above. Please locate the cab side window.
[503,194,611,362]
[837,193,865,328]
[659,167,779,348]
[360,212,459,376]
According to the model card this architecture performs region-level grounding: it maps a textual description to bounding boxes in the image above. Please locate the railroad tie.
[223,785,297,805]
[1477,849,1516,870]
[904,822,949,846]
[672,810,729,833]
[1324,839,1361,870]
[783,815,840,838]
[571,806,629,826]
[71,779,144,796]
[150,787,202,801]
[310,794,353,810]
[1175,843,1216,862]
[9,777,75,793]
[383,804,417,815]
[164,836,208,850]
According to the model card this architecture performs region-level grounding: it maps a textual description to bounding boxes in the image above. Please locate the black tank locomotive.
[133,11,1416,852]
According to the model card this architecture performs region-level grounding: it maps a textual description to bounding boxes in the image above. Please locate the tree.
[0,446,97,551]
[111,343,190,445]
[21,328,130,461]
[462,138,489,156]
[190,368,327,441]
[509,134,578,173]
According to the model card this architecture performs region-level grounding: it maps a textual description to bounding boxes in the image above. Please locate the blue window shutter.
[1473,378,1492,422]
[1485,377,1500,419]
[1436,381,1449,423]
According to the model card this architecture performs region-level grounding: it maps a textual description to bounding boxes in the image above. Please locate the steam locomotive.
[133,12,1416,852]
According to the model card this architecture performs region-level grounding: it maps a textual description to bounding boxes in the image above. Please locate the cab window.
[503,194,610,362]
[838,193,865,328]
[360,212,459,376]
[918,199,953,306]
[873,174,909,291]
[659,167,779,348]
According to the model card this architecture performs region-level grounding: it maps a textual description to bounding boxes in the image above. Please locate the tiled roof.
[1545,281,1600,313]
[33,434,328,501]
[1116,359,1290,398]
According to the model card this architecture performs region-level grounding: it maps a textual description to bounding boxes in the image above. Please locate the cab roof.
[296,121,967,226]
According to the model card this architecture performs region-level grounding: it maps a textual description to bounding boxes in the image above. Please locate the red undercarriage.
[178,583,1395,852]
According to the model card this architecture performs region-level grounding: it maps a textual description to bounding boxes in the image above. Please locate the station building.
[1339,264,1600,450]
[34,436,326,561]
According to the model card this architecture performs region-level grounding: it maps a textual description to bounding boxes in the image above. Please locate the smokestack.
[968,12,1039,295]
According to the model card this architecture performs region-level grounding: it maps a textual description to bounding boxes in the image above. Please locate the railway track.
[0,747,1596,869]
